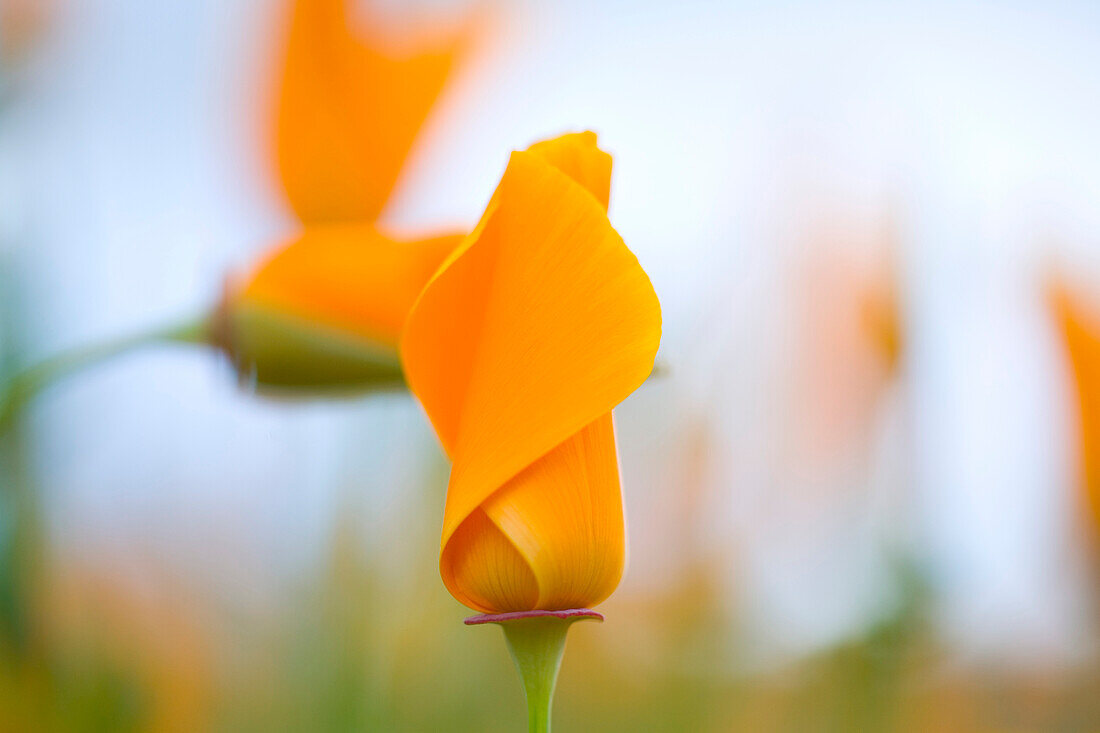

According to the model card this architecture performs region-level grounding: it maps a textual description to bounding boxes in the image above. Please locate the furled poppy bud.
[401,132,662,612]
[217,225,459,394]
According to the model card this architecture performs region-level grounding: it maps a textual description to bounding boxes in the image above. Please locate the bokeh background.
[4,0,1100,730]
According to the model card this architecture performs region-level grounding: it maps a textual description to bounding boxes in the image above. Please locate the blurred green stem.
[498,617,585,733]
[0,425,41,657]
[0,316,210,427]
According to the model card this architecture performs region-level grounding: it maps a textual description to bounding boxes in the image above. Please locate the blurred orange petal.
[242,225,459,347]
[1052,282,1100,534]
[275,0,468,223]
[861,277,902,373]
[401,133,661,612]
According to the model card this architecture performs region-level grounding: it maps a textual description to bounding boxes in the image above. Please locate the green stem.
[496,616,592,733]
[0,423,42,657]
[0,315,210,427]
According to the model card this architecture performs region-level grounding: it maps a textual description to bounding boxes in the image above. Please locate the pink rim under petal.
[464,608,604,625]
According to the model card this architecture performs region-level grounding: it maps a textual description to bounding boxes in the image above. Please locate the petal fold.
[477,414,625,611]
[525,131,612,211]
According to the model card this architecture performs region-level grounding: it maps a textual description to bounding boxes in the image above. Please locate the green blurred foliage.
[3,258,1100,732]
[1,258,148,732]
[2,430,1100,732]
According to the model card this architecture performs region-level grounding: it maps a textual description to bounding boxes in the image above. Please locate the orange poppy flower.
[1051,282,1100,535]
[215,0,472,392]
[401,132,662,613]
[274,0,467,224]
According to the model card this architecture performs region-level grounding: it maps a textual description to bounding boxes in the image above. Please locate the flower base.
[465,609,603,733]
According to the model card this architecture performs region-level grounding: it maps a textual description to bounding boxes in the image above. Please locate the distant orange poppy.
[861,276,902,374]
[1051,282,1100,535]
[401,132,662,613]
[218,0,473,391]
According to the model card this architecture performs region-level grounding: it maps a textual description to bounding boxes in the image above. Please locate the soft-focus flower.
[401,132,662,613]
[275,0,467,224]
[0,0,478,412]
[861,275,902,375]
[796,236,902,461]
[1051,282,1100,535]
[216,0,472,392]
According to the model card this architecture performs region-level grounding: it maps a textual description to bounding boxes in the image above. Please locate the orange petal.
[275,0,467,223]
[445,507,539,613]
[401,134,661,612]
[241,224,460,348]
[1052,283,1100,533]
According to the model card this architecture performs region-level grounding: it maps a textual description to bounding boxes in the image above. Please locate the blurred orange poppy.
[861,275,902,374]
[1051,282,1100,536]
[401,132,662,613]
[217,0,473,392]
